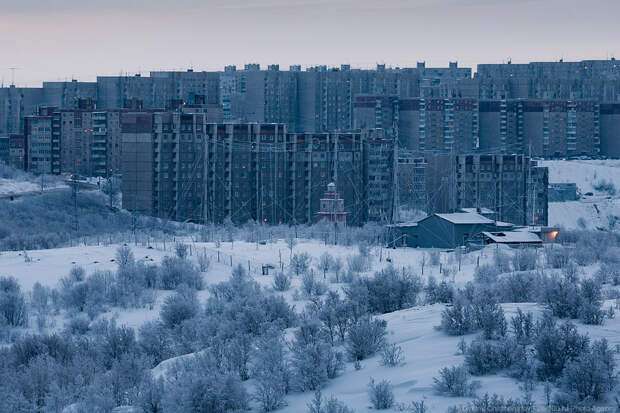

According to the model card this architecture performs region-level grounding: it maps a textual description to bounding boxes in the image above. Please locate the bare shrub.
[174,243,188,259]
[196,251,210,272]
[346,317,387,361]
[381,343,404,367]
[545,246,571,269]
[512,248,538,271]
[492,249,511,273]
[474,264,500,284]
[302,272,327,297]
[433,365,479,397]
[429,251,440,266]
[593,179,616,196]
[368,378,395,410]
[307,391,354,413]
[318,252,333,280]
[290,252,311,276]
[440,297,475,335]
[347,254,369,273]
[273,272,292,292]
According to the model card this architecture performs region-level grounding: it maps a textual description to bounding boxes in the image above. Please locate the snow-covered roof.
[387,221,419,228]
[514,226,560,233]
[482,231,542,244]
[458,207,495,215]
[495,221,514,227]
[435,213,494,225]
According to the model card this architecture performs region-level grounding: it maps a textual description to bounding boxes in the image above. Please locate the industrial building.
[387,212,510,249]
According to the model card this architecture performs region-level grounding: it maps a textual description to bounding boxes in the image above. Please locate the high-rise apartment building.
[121,118,394,225]
[600,103,620,158]
[359,95,606,158]
[455,154,548,226]
[24,107,56,174]
[477,58,620,101]
[355,96,479,153]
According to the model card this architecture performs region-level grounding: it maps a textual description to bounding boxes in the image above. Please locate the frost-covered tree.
[251,330,290,411]
[474,264,500,284]
[539,273,581,319]
[511,308,535,345]
[425,276,453,304]
[318,252,333,280]
[472,291,507,340]
[286,234,297,259]
[160,286,199,328]
[331,257,344,283]
[561,338,616,401]
[289,318,344,391]
[0,276,28,327]
[512,248,538,271]
[290,252,311,277]
[535,316,589,379]
[579,278,605,325]
[159,256,203,290]
[115,246,135,269]
[440,296,475,336]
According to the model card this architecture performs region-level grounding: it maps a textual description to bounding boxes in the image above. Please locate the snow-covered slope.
[540,159,620,195]
[280,303,538,413]
[541,160,620,230]
[0,177,43,195]
[548,198,620,230]
[0,177,67,196]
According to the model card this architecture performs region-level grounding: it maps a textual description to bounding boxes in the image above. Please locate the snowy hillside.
[541,160,620,230]
[2,232,620,412]
[540,159,620,196]
[0,164,66,196]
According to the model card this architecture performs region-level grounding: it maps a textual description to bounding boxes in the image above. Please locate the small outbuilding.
[388,212,512,249]
[515,226,560,243]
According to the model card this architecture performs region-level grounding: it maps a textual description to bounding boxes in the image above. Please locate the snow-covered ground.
[2,234,619,411]
[541,159,620,195]
[542,160,620,230]
[549,198,620,230]
[0,177,43,195]
[0,176,67,196]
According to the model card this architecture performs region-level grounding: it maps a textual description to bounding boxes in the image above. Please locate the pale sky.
[1,0,619,86]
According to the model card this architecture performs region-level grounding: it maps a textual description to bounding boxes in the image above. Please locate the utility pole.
[71,178,79,234]
[391,99,400,224]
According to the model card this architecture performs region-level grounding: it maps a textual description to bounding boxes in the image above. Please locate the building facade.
[122,119,395,225]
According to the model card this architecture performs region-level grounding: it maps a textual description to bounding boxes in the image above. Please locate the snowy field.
[3,236,619,412]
